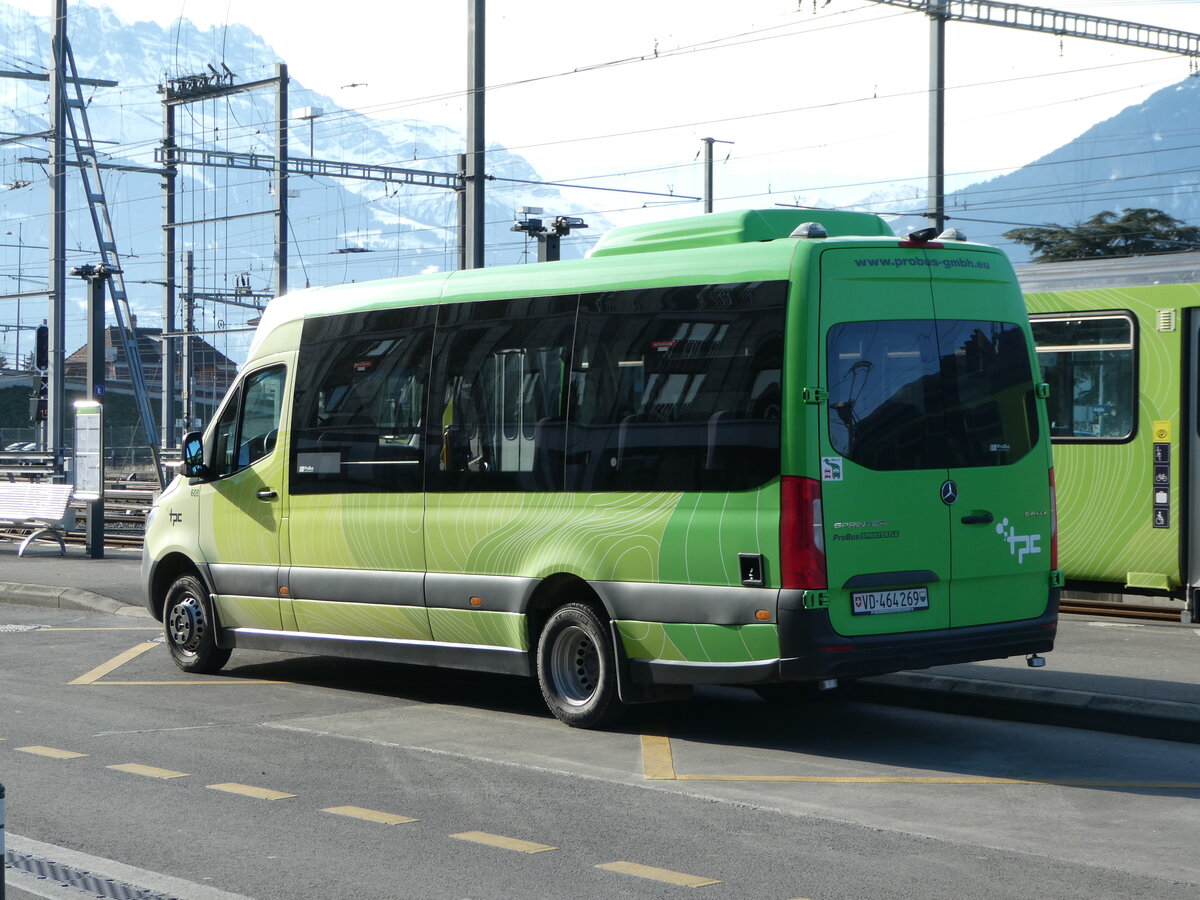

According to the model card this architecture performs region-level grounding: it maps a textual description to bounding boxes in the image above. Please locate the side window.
[1030,313,1136,442]
[209,365,286,478]
[430,295,576,492]
[291,307,434,494]
[568,282,786,492]
[211,389,241,477]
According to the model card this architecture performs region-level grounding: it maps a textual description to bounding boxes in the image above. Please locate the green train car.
[143,209,1060,727]
[1021,253,1200,622]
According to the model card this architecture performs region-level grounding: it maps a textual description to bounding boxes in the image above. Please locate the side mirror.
[181,431,211,480]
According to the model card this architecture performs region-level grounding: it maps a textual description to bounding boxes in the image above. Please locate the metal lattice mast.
[869,0,1200,54]
[55,36,165,486]
[865,0,1200,230]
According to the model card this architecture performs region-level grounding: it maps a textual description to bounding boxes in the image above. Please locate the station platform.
[2,540,1198,743]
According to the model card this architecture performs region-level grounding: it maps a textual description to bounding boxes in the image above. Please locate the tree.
[1004,208,1200,263]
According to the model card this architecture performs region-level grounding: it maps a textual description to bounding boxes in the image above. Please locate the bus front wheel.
[164,574,231,674]
[536,602,623,728]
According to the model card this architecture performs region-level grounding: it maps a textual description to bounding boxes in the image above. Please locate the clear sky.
[7,0,1200,226]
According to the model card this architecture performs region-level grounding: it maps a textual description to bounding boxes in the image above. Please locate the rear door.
[818,247,952,636]
[929,254,1051,626]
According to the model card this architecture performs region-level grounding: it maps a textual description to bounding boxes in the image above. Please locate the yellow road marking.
[640,731,1200,788]
[207,782,296,800]
[323,805,417,825]
[82,680,284,686]
[597,861,720,887]
[641,733,677,780]
[17,745,87,760]
[107,763,189,779]
[46,627,161,632]
[450,831,557,854]
[70,642,159,685]
[673,775,1200,786]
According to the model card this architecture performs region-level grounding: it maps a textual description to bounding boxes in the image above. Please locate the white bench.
[0,482,76,556]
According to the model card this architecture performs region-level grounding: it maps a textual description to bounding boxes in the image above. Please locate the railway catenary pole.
[47,0,67,468]
[701,137,734,215]
[927,0,947,233]
[274,63,289,297]
[162,96,178,448]
[465,0,486,269]
[862,0,1200,230]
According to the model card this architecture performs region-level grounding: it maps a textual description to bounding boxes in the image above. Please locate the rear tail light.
[781,476,826,590]
[1048,467,1058,570]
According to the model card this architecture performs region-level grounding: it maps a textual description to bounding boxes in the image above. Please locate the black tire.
[163,574,231,674]
[536,602,624,728]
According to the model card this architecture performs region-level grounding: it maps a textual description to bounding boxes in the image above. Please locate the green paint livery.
[1026,283,1195,590]
[616,621,780,663]
[428,608,528,651]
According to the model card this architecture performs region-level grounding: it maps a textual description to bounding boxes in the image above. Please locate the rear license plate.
[851,587,930,615]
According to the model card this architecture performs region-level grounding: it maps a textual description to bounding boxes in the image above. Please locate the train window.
[1030,313,1136,442]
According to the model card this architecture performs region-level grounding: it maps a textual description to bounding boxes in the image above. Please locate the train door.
[1185,308,1200,622]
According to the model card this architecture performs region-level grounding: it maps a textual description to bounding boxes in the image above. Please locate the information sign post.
[74,400,104,558]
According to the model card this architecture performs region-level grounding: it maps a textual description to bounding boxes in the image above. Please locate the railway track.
[1059,598,1185,622]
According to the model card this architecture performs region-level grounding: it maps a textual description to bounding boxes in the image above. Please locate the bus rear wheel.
[164,574,231,674]
[536,602,624,728]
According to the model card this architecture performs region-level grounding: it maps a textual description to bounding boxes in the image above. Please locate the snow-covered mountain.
[942,77,1200,261]
[0,1,596,365]
[835,78,1200,262]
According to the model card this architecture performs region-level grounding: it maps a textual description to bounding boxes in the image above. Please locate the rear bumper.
[776,589,1059,682]
[627,589,1058,686]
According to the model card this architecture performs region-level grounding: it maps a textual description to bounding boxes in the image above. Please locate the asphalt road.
[3,602,1199,899]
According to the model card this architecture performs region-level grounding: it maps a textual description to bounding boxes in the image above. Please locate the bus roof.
[246,208,898,358]
[588,208,893,257]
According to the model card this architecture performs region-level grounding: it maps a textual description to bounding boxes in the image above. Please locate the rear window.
[827,319,1039,470]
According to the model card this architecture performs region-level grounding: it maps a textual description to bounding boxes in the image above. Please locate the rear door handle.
[256,489,278,500]
[961,512,993,525]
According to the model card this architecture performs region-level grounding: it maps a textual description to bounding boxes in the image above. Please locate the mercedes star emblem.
[940,480,959,506]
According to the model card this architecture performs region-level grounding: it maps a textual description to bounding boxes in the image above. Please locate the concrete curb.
[0,582,152,619]
[859,671,1200,745]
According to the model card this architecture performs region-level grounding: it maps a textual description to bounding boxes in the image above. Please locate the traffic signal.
[35,323,48,370]
[29,374,47,422]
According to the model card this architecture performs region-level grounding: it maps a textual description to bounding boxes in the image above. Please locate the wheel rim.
[549,624,600,708]
[167,594,206,656]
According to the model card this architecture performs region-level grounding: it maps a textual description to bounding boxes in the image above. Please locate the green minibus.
[143,208,1060,727]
